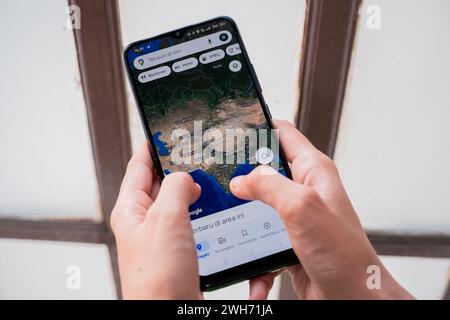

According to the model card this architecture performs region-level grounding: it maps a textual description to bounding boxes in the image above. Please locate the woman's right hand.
[231,120,413,300]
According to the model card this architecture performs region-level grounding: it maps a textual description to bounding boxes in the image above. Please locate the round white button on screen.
[256,147,274,165]
[229,60,242,72]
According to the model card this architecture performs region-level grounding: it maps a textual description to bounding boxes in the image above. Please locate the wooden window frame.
[0,0,449,300]
[0,0,128,299]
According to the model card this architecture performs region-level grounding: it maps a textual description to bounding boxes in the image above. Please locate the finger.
[230,165,324,231]
[249,273,276,300]
[274,120,335,184]
[230,165,310,211]
[273,120,317,164]
[274,120,343,207]
[147,172,201,222]
[118,141,154,200]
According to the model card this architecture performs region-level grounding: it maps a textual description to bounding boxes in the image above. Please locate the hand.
[110,142,201,299]
[110,142,275,299]
[230,120,414,300]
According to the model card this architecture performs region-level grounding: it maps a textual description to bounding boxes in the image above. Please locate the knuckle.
[279,200,301,223]
[246,172,261,190]
[109,199,135,234]
[280,186,319,224]
[301,187,321,206]
[165,171,193,187]
[126,157,138,172]
[109,206,121,234]
[146,203,159,217]
[246,170,269,194]
[313,153,338,173]
[279,187,304,220]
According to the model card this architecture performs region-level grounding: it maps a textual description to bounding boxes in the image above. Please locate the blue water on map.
[152,131,170,156]
[187,164,255,220]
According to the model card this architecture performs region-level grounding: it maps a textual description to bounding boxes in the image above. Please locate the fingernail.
[230,176,243,188]
[192,183,202,202]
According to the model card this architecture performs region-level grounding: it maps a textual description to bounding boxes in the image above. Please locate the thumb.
[230,165,320,232]
[230,165,308,213]
[147,172,201,222]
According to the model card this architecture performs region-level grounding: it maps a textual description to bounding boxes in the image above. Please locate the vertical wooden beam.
[107,243,122,299]
[69,0,130,299]
[295,0,361,157]
[280,0,361,299]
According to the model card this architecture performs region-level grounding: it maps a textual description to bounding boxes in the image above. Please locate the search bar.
[133,31,232,70]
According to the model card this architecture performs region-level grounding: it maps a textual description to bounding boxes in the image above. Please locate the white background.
[335,0,450,234]
[0,0,100,220]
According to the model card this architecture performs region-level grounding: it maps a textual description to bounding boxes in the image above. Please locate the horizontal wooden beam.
[368,232,450,258]
[0,218,113,244]
[2,217,449,258]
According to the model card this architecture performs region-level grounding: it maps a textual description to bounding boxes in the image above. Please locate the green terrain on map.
[135,52,273,191]
[137,55,256,120]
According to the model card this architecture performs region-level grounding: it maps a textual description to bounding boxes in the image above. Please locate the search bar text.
[133,31,232,70]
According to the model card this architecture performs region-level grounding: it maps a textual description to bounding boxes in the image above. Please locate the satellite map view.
[133,33,272,220]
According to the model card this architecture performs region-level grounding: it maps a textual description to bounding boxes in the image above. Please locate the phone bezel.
[123,16,299,291]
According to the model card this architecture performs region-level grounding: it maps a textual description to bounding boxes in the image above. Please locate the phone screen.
[125,18,293,279]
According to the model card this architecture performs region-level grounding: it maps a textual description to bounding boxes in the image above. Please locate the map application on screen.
[126,19,292,276]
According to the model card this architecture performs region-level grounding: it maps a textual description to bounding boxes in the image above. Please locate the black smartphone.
[123,16,298,291]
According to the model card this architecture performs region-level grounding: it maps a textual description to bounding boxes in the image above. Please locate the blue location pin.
[197,243,202,251]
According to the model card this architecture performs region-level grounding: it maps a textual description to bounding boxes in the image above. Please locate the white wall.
[0,0,100,220]
[381,256,450,300]
[0,239,116,299]
[335,0,450,234]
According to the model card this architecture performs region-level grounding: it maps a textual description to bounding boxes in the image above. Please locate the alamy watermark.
[66,265,81,290]
[366,4,382,30]
[366,264,381,290]
[66,5,81,30]
[167,121,280,174]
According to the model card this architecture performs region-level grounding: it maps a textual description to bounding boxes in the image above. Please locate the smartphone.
[124,16,298,291]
